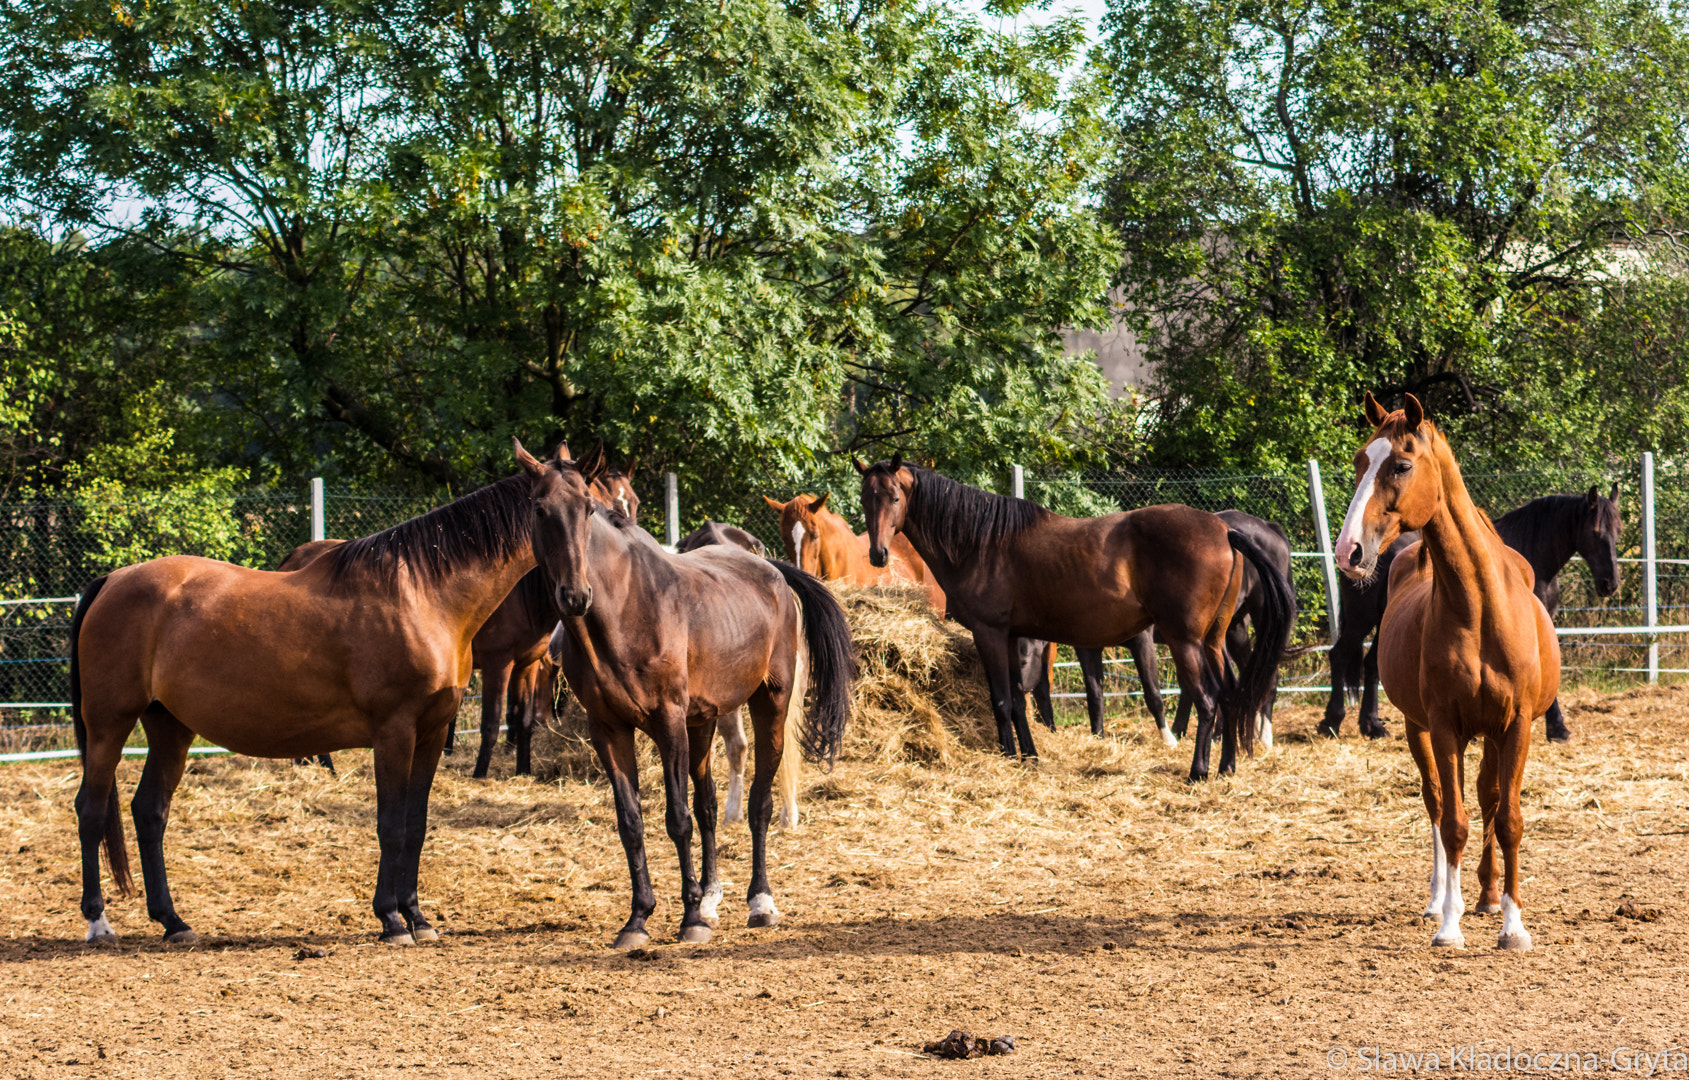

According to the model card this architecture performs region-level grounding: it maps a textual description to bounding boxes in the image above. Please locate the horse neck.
[1416,436,1511,618]
[1495,498,1578,582]
[561,514,648,639]
[814,510,865,578]
[897,481,964,589]
[427,540,538,647]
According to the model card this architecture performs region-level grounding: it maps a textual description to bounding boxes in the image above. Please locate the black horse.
[1019,510,1294,749]
[1320,485,1620,742]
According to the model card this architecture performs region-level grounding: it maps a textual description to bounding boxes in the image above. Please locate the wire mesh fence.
[4,456,1681,752]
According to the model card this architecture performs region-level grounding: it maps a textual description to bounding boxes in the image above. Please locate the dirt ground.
[2,685,1687,1079]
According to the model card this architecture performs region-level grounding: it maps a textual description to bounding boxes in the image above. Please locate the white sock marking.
[748,892,780,920]
[1435,860,1465,946]
[1335,438,1391,572]
[723,772,745,825]
[1425,825,1447,918]
[1499,894,1530,947]
[700,882,723,923]
[1257,713,1274,749]
[1160,725,1178,748]
[86,914,114,942]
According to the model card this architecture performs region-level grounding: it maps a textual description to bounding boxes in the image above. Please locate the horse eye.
[1393,461,1412,475]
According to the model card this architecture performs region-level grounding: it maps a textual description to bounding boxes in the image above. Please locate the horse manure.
[293,946,328,961]
[922,1030,1016,1059]
[624,948,659,961]
[1101,941,1117,951]
[1615,902,1661,922]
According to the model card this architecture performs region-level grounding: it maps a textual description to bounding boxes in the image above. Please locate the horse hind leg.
[744,685,787,929]
[1493,725,1533,951]
[133,706,198,943]
[1473,742,1504,915]
[75,717,136,944]
[1166,639,1219,781]
[472,661,511,780]
[687,718,722,938]
[720,708,749,825]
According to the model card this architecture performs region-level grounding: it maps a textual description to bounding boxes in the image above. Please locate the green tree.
[1098,0,1689,470]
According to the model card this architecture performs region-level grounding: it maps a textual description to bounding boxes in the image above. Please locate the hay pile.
[830,582,996,765]
[528,582,997,778]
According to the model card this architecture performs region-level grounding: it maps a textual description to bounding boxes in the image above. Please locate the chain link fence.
[5,457,1682,752]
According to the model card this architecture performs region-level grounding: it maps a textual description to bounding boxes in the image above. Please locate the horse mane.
[327,473,534,584]
[904,466,1050,565]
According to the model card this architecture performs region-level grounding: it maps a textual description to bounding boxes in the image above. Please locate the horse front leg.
[396,717,452,942]
[974,631,1030,758]
[1430,723,1471,949]
[1543,698,1571,743]
[588,718,655,950]
[1075,647,1109,739]
[371,725,421,944]
[472,661,511,780]
[1404,723,1446,920]
[133,707,197,943]
[1319,631,1353,738]
[1358,639,1388,738]
[719,708,749,825]
[687,717,722,935]
[1493,723,1534,950]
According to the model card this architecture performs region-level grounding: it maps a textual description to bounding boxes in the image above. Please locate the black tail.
[771,561,856,770]
[1223,531,1296,757]
[70,577,134,897]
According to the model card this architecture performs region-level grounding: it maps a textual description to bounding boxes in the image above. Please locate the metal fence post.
[1307,460,1341,643]
[1644,452,1658,684]
[1011,463,1024,501]
[310,477,325,543]
[664,471,680,548]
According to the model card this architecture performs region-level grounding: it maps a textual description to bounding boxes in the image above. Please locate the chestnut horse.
[1335,393,1559,950]
[68,441,590,945]
[550,470,855,948]
[858,456,1294,780]
[763,493,947,613]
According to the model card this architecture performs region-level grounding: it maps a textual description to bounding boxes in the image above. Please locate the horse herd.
[65,395,1615,954]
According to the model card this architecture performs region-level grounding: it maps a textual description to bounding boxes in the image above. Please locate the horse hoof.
[1316,722,1340,739]
[1546,728,1571,744]
[86,931,119,947]
[746,911,781,929]
[379,930,415,946]
[1364,727,1389,740]
[164,929,199,945]
[1496,931,1533,951]
[1431,932,1465,949]
[613,930,650,951]
[1160,730,1178,748]
[1474,902,1502,915]
[678,923,712,945]
[411,925,439,943]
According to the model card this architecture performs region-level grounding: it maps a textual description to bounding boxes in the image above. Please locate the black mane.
[328,473,534,584]
[903,466,1049,565]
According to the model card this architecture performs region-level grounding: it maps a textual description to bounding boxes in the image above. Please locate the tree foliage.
[1,0,1121,513]
[1099,0,1689,470]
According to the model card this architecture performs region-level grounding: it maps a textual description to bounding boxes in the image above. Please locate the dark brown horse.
[1337,393,1559,950]
[548,459,855,948]
[278,451,641,779]
[69,441,591,945]
[857,457,1294,780]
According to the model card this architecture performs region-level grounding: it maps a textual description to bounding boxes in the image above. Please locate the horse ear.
[809,492,830,513]
[577,440,609,484]
[1403,393,1425,431]
[1609,481,1620,506]
[621,455,637,479]
[762,494,786,511]
[513,437,544,478]
[890,452,903,473]
[1586,484,1599,507]
[554,441,571,461]
[1363,392,1388,426]
[853,458,869,475]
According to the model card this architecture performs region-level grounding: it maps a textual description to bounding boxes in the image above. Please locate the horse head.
[1577,483,1622,597]
[854,453,909,569]
[1335,392,1444,581]
[516,437,603,616]
[762,492,830,575]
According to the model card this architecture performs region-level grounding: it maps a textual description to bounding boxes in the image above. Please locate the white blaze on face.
[790,520,806,568]
[615,489,630,518]
[1335,438,1392,571]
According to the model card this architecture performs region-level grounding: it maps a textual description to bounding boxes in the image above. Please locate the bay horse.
[68,441,592,945]
[550,474,854,948]
[674,520,805,829]
[1321,486,1619,743]
[1336,393,1559,950]
[763,493,947,613]
[858,456,1294,779]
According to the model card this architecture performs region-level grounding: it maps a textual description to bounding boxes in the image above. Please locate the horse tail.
[770,561,855,770]
[1223,530,1296,757]
[70,576,134,898]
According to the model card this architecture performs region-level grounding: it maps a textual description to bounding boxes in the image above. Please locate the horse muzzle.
[867,545,889,569]
[557,584,594,617]
[1336,537,1380,582]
